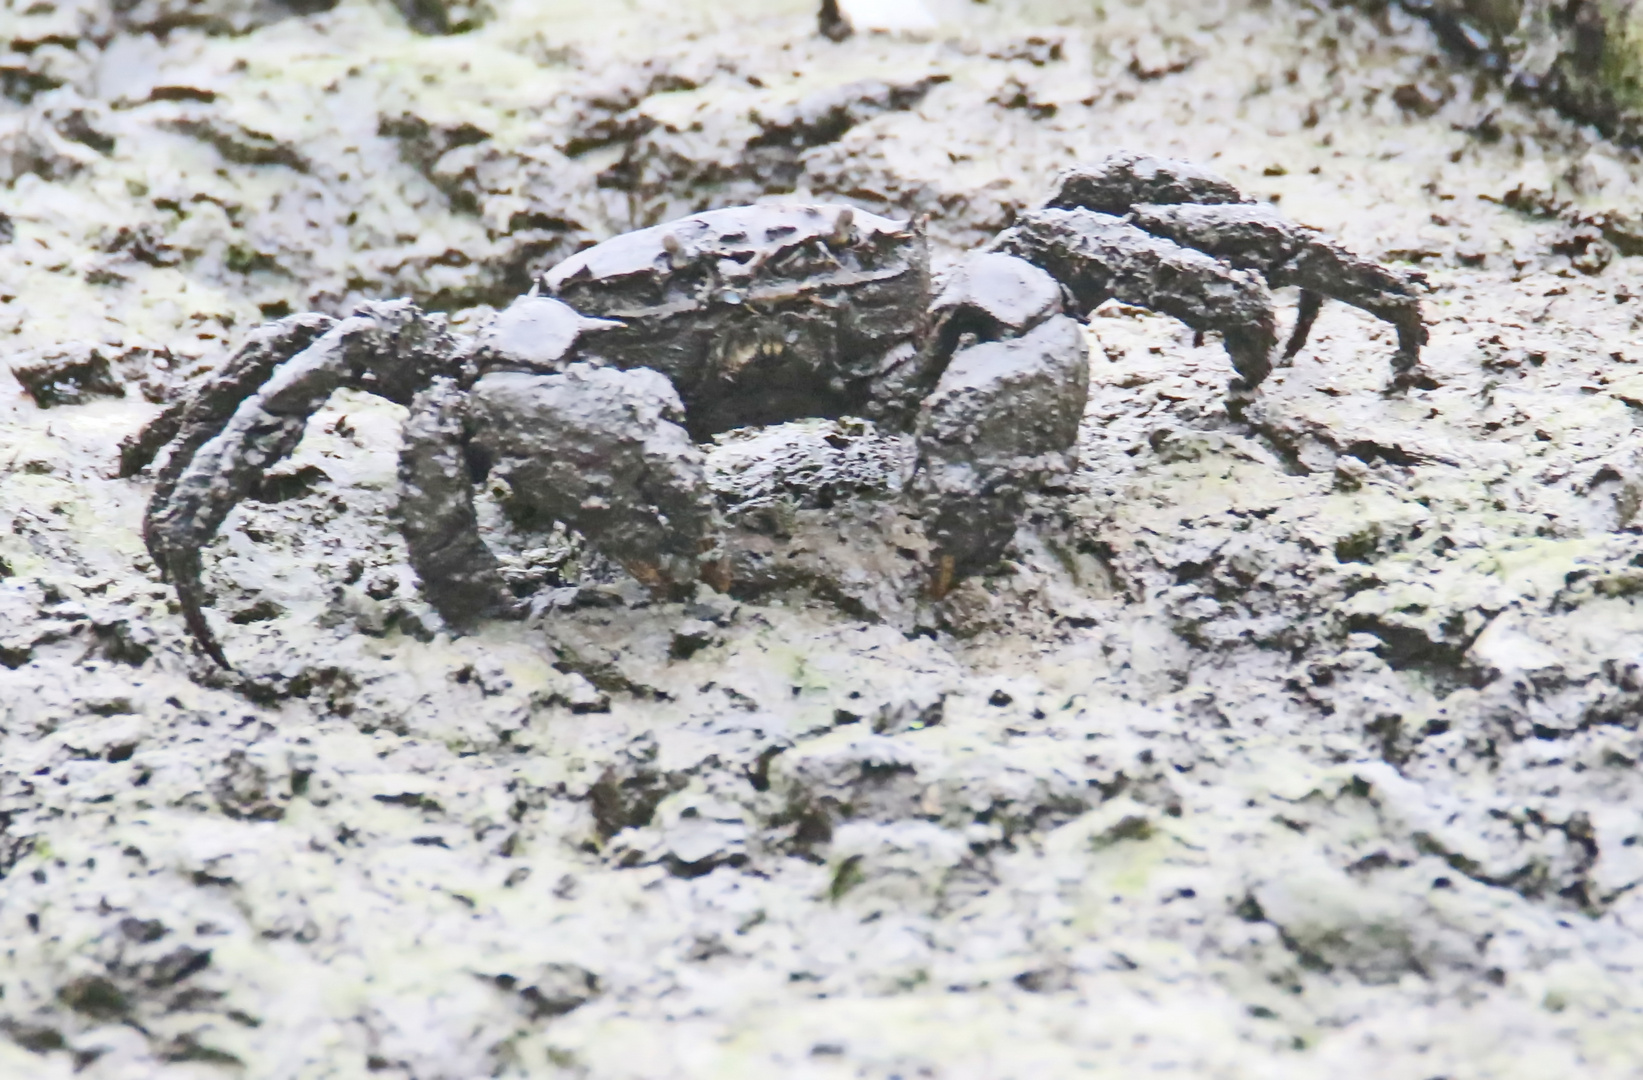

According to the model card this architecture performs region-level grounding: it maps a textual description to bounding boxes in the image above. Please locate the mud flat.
[6,0,1643,1076]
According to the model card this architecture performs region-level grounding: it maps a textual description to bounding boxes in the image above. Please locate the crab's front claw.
[460,364,723,604]
[924,251,1065,361]
[399,377,525,628]
[912,314,1090,596]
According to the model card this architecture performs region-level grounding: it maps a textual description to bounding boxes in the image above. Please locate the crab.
[128,150,1426,667]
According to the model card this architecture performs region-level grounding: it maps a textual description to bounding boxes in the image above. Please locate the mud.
[1376,0,1643,147]
[6,0,1643,1078]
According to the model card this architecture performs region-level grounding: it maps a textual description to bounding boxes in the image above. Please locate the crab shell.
[529,203,932,437]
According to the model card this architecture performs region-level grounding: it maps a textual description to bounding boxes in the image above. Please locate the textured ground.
[6,0,1643,1077]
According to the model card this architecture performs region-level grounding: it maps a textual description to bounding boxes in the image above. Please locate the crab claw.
[913,314,1090,588]
[925,250,1064,361]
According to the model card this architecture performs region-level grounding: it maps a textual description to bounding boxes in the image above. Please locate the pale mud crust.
[7,1,1643,1078]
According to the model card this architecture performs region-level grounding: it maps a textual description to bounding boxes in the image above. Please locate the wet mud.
[6,0,1643,1077]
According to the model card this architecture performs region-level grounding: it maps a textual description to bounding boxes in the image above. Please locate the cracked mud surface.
[7,0,1643,1076]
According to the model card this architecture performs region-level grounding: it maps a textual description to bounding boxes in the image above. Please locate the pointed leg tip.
[185,612,232,669]
[1225,378,1260,421]
[1385,354,1439,396]
[182,602,232,669]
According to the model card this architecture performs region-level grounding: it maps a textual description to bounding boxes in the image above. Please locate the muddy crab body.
[129,151,1426,666]
[540,204,932,437]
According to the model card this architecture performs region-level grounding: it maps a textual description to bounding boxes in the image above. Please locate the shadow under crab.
[124,151,1427,667]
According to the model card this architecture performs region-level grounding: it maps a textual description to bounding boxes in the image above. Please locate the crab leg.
[1045,150,1249,215]
[1128,202,1427,377]
[993,207,1279,404]
[145,300,458,666]
[1286,289,1325,361]
[120,313,337,483]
